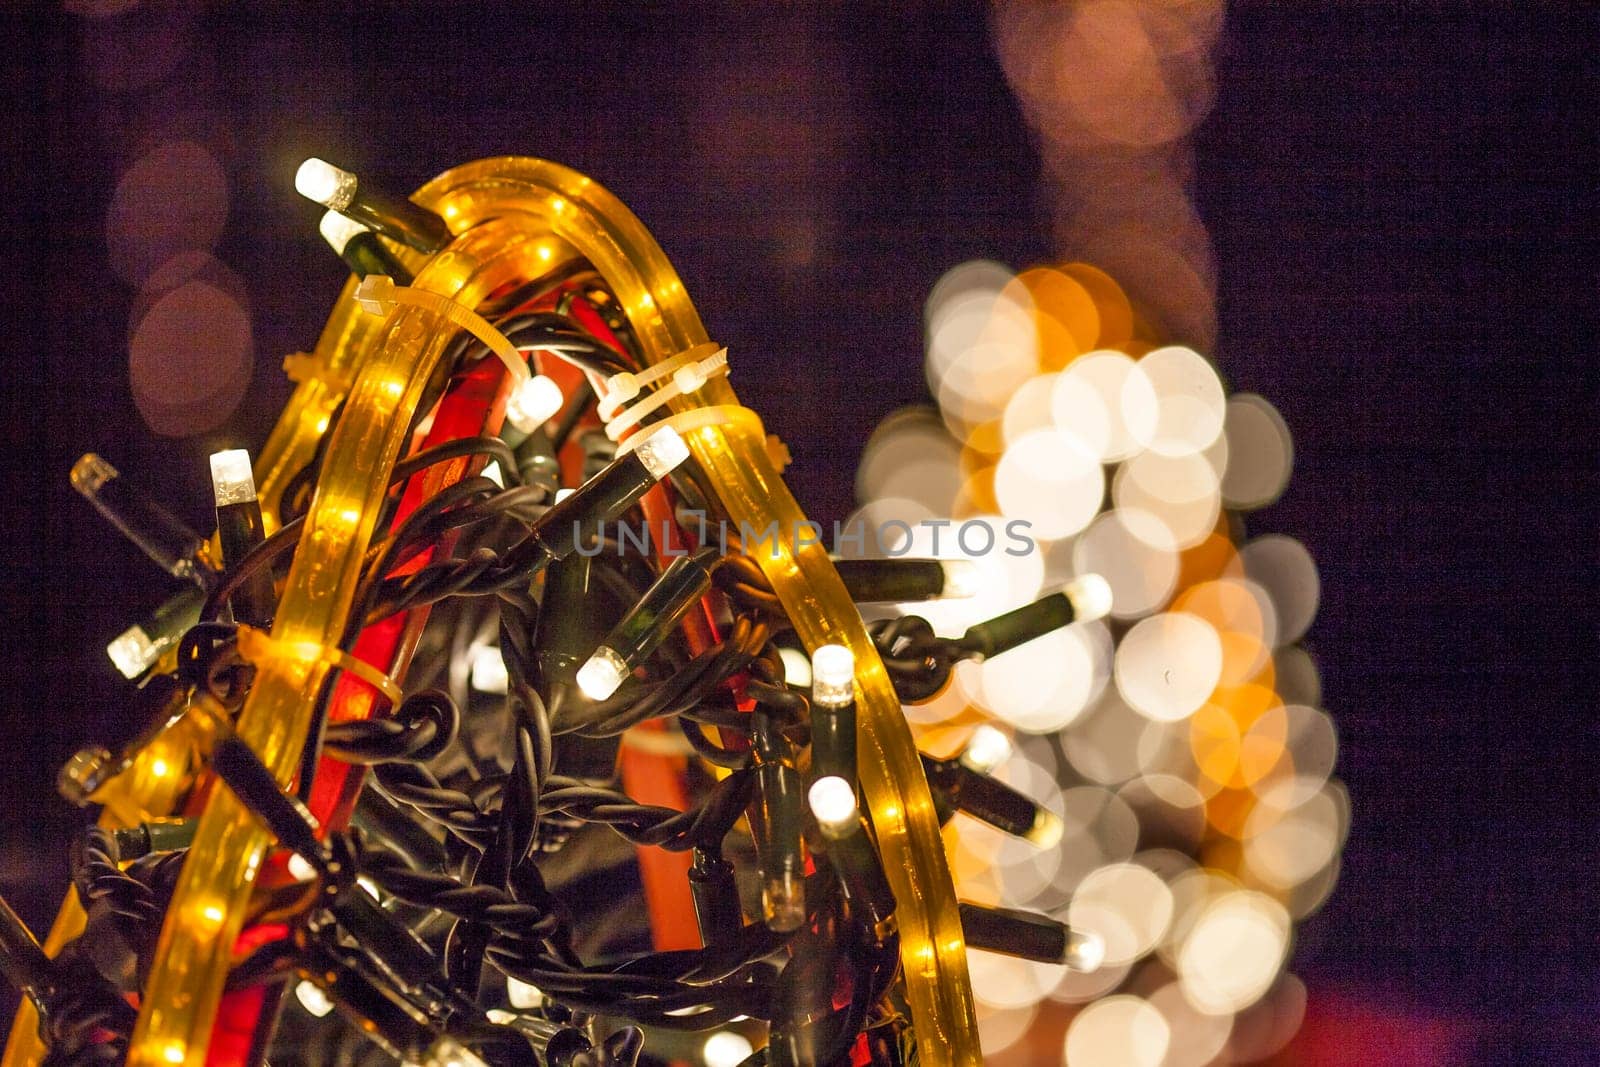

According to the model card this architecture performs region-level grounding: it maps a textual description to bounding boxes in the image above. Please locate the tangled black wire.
[17,272,927,1067]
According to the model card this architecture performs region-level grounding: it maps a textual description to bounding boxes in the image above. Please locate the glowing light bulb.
[808,775,860,837]
[940,558,982,598]
[576,647,628,701]
[633,424,690,480]
[469,644,509,695]
[317,209,368,254]
[208,448,257,506]
[958,724,1012,775]
[295,157,357,210]
[294,980,334,1018]
[1064,572,1113,623]
[286,853,317,882]
[506,976,543,1009]
[504,374,564,434]
[810,643,855,708]
[107,624,158,680]
[1024,809,1064,849]
[1065,928,1106,973]
[702,1031,754,1067]
[779,646,812,686]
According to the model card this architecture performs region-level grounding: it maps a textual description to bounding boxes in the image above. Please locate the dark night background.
[0,2,1595,1062]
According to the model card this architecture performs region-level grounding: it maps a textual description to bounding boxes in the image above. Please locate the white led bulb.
[209,449,257,507]
[809,643,855,708]
[317,209,368,254]
[1024,809,1064,850]
[939,559,982,599]
[778,646,813,687]
[295,157,358,211]
[504,374,564,434]
[469,644,509,695]
[958,724,1012,775]
[807,775,859,838]
[505,975,543,1010]
[702,1032,755,1067]
[576,647,628,701]
[293,980,334,1019]
[632,424,690,481]
[1063,572,1113,623]
[106,625,158,680]
[1064,928,1106,973]
[286,853,318,882]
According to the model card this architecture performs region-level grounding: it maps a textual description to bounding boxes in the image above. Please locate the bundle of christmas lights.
[0,158,1144,1067]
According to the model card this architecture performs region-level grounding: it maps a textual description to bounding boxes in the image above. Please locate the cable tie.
[596,342,721,421]
[352,275,529,389]
[604,346,731,441]
[235,625,404,709]
[613,404,762,459]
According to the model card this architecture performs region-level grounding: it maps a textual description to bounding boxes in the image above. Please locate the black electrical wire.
[201,436,528,627]
[548,377,594,454]
[476,262,599,321]
[388,435,524,488]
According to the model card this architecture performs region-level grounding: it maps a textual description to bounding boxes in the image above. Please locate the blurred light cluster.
[993,0,1225,351]
[81,0,255,437]
[855,257,1341,1065]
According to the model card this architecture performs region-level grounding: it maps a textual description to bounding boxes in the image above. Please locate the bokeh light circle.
[1221,394,1294,509]
[1064,994,1169,1067]
[1068,862,1174,966]
[1115,450,1222,548]
[1176,891,1290,1015]
[855,406,963,515]
[106,140,228,285]
[1129,345,1225,457]
[1115,612,1224,722]
[994,428,1105,540]
[1148,980,1233,1067]
[1075,508,1181,620]
[1239,535,1321,645]
[128,279,253,437]
[1053,349,1156,461]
